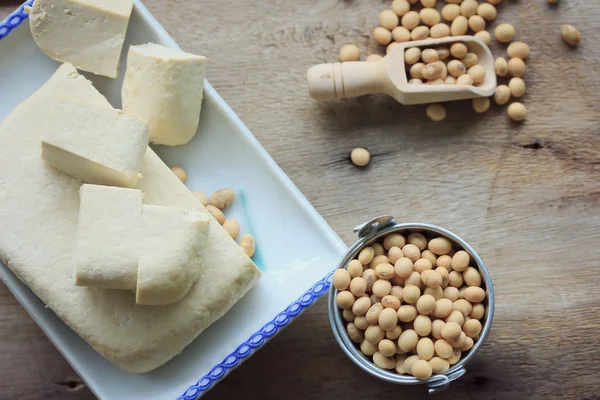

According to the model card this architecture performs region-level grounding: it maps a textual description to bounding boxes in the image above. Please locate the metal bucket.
[328,216,495,393]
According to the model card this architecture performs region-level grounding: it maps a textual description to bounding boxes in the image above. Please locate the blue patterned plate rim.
[0,2,336,399]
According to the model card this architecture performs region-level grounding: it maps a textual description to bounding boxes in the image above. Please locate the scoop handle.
[307,61,389,101]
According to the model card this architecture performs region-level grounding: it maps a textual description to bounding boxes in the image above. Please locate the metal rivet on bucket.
[328,216,495,394]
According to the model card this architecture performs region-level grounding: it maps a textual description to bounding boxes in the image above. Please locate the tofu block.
[122,43,206,146]
[26,0,134,78]
[136,206,210,306]
[73,184,142,289]
[0,63,260,372]
[41,98,149,188]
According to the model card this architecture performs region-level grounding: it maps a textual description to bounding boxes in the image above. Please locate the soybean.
[446,310,465,326]
[386,325,404,340]
[433,298,454,318]
[374,27,393,45]
[508,57,526,77]
[209,188,235,209]
[397,305,418,322]
[373,352,396,370]
[362,269,378,292]
[443,286,460,301]
[403,354,420,374]
[343,309,356,322]
[463,267,482,286]
[240,233,256,257]
[365,324,386,344]
[347,260,364,279]
[350,277,368,297]
[206,205,225,225]
[509,77,526,98]
[426,103,447,122]
[398,329,419,352]
[354,315,370,330]
[336,291,355,309]
[430,357,450,373]
[358,247,375,265]
[170,166,187,183]
[411,359,433,379]
[402,284,421,304]
[416,294,436,315]
[383,233,406,250]
[366,302,384,325]
[451,250,470,271]
[375,263,395,279]
[463,319,483,338]
[379,339,398,357]
[464,286,486,303]
[441,321,462,341]
[382,295,402,310]
[420,8,441,26]
[361,339,378,356]
[333,269,351,290]
[339,44,360,62]
[414,315,433,336]
[508,102,527,121]
[414,258,433,273]
[373,279,393,297]
[424,286,444,301]
[401,11,421,30]
[451,16,469,36]
[561,24,581,46]
[352,296,372,316]
[495,23,515,43]
[431,319,445,339]
[428,237,452,255]
[407,233,427,250]
[380,9,400,30]
[379,307,399,331]
[447,349,462,364]
[417,337,435,360]
[507,42,530,59]
[462,52,479,68]
[193,191,209,206]
[494,85,511,105]
[388,246,404,264]
[434,339,454,358]
[393,26,411,43]
[470,303,485,320]
[223,219,240,239]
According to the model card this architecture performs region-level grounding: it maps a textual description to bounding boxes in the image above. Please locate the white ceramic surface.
[0,2,346,399]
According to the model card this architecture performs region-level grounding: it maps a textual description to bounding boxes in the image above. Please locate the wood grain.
[1,0,599,399]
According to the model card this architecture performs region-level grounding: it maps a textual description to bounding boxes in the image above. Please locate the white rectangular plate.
[0,2,346,399]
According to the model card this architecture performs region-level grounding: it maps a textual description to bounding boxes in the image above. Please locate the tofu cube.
[122,43,206,146]
[136,205,210,306]
[41,98,149,188]
[73,184,142,289]
[27,0,134,78]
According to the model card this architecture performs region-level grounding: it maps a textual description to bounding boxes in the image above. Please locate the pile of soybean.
[333,232,487,379]
[170,166,256,257]
[337,0,581,123]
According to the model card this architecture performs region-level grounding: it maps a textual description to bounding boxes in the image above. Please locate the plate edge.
[1,2,346,400]
[177,271,334,400]
[0,0,32,39]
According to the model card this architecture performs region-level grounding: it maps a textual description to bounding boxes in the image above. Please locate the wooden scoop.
[307,36,496,105]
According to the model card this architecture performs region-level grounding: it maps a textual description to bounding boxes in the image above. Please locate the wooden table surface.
[1,0,599,399]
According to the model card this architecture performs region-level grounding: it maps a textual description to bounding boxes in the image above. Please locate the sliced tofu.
[74,184,142,290]
[0,63,260,373]
[122,43,206,146]
[26,0,134,78]
[41,98,149,188]
[136,205,210,306]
